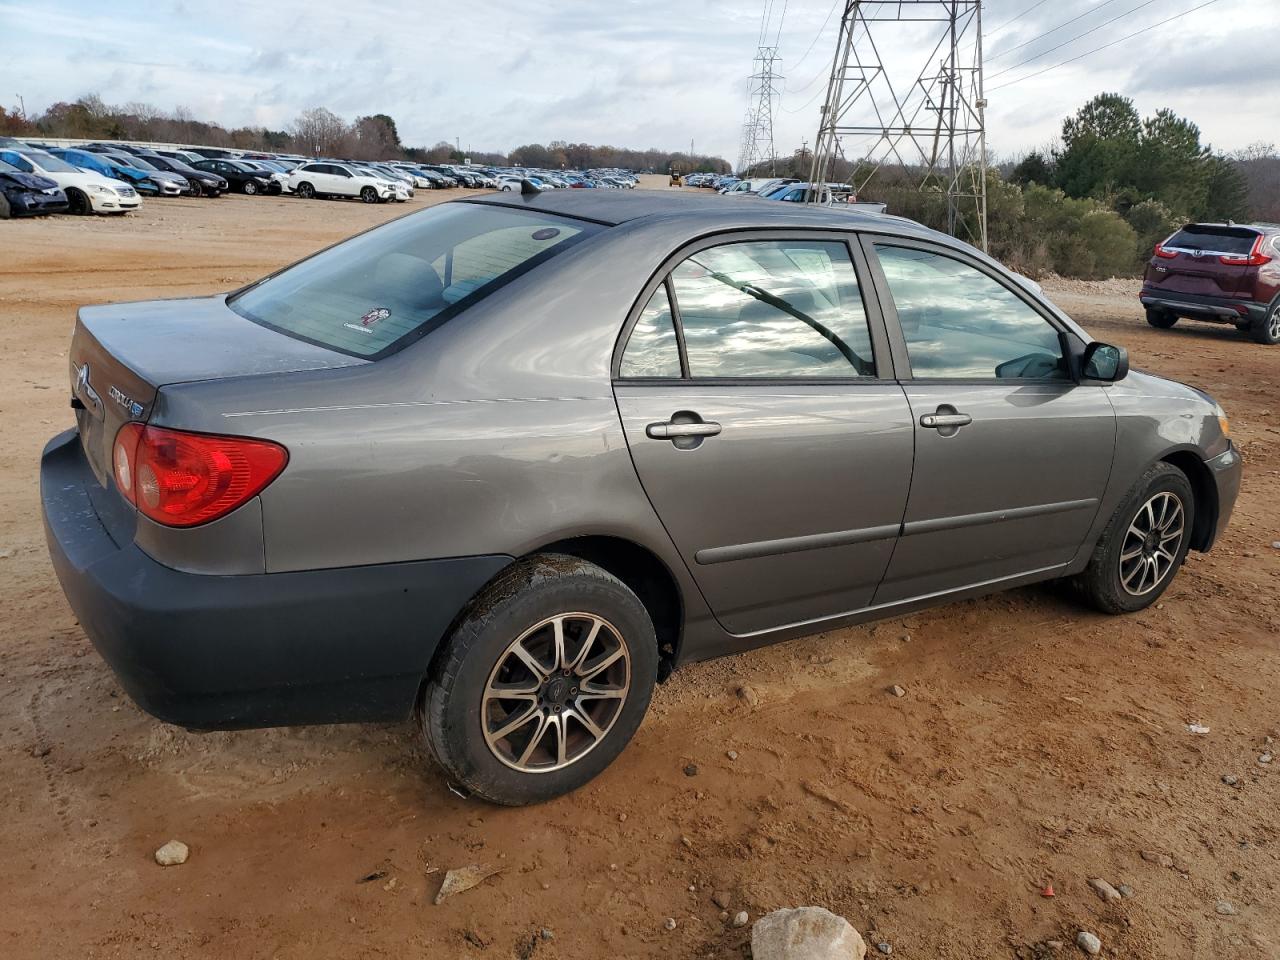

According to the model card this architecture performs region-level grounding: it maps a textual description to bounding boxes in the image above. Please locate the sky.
[1,0,1275,165]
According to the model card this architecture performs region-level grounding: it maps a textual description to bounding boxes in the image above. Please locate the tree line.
[0,95,729,172]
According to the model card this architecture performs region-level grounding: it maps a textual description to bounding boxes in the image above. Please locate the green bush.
[1124,199,1181,265]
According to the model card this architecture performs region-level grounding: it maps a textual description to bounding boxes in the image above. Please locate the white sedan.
[0,147,141,215]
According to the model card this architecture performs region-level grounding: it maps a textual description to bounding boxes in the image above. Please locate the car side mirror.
[1081,341,1128,382]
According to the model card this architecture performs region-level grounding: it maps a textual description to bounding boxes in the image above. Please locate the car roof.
[464,189,933,236]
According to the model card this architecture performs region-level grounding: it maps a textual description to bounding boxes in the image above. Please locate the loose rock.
[1222,774,1239,785]
[712,890,732,909]
[1076,931,1102,955]
[1258,753,1273,765]
[1088,878,1122,903]
[1140,850,1174,868]
[888,685,906,698]
[1216,900,1237,916]
[876,942,892,955]
[1117,884,1135,898]
[751,907,868,960]
[727,750,739,761]
[154,840,189,866]
[733,911,749,928]
[663,917,677,931]
[684,763,699,777]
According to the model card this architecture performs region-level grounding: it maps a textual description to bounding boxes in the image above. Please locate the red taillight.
[1219,234,1272,267]
[111,424,287,527]
[1154,242,1178,259]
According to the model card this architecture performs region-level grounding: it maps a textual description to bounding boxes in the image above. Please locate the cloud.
[0,0,1273,164]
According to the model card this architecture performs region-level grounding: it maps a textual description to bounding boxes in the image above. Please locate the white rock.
[733,911,749,928]
[154,840,189,866]
[663,917,677,931]
[1076,931,1102,955]
[752,906,867,960]
[1216,900,1237,916]
[1088,877,1122,902]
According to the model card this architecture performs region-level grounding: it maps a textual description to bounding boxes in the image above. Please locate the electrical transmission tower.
[807,1,988,250]
[738,0,786,176]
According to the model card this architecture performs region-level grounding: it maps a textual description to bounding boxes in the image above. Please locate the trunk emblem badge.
[108,385,145,418]
[74,362,103,416]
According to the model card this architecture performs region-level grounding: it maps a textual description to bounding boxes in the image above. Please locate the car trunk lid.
[1148,224,1262,298]
[69,294,365,487]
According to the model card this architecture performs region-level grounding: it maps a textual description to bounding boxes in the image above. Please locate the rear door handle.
[646,421,722,440]
[919,413,972,429]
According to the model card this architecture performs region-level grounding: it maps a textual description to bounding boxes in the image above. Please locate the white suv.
[0,148,141,215]
[287,162,400,203]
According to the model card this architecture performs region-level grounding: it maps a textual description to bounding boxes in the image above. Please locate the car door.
[329,165,358,196]
[862,238,1117,604]
[613,234,914,637]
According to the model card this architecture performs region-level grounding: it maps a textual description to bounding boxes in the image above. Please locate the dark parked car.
[191,159,279,195]
[1141,222,1280,344]
[42,193,1240,806]
[130,151,228,197]
[0,159,68,217]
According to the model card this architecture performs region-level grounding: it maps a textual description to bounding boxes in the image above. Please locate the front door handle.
[919,413,972,429]
[646,421,722,440]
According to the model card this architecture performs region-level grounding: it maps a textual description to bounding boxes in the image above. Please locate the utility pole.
[807,0,988,251]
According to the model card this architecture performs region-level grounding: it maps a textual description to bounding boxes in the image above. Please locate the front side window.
[671,240,875,377]
[875,245,1068,380]
[229,204,600,359]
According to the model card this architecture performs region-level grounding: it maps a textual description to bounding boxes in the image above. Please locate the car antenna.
[520,178,540,197]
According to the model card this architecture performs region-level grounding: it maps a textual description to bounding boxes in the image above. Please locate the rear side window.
[619,239,876,379]
[1164,225,1260,256]
[229,204,600,359]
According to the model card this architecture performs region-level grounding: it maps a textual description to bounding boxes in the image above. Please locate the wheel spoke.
[1120,544,1143,562]
[551,617,567,672]
[511,639,551,682]
[569,706,606,742]
[567,618,603,673]
[515,713,550,767]
[579,682,626,701]
[488,703,542,742]
[579,646,624,681]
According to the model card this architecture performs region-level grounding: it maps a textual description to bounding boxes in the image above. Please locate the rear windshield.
[228,203,600,359]
[1165,225,1260,255]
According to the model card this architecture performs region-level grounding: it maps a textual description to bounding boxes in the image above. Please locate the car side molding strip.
[902,498,1099,537]
[695,498,1098,566]
[694,523,901,565]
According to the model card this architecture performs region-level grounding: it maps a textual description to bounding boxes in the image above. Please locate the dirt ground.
[1,181,1277,960]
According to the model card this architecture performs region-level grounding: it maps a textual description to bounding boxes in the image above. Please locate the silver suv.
[42,192,1241,805]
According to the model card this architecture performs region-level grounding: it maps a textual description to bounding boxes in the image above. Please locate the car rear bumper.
[1140,287,1267,324]
[41,429,510,730]
[1205,442,1242,549]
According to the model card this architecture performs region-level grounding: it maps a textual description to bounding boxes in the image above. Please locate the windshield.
[22,151,79,174]
[0,159,20,173]
[1164,225,1260,256]
[228,203,602,360]
[122,155,158,170]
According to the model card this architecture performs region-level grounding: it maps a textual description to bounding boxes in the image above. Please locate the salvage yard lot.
[1,186,1278,959]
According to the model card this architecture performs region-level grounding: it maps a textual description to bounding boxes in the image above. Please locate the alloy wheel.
[1269,305,1280,342]
[1119,491,1185,596]
[481,613,630,773]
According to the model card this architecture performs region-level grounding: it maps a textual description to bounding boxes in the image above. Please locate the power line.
[988,0,1163,79]
[787,0,842,75]
[988,0,1225,91]
[983,0,1052,36]
[988,0,1125,60]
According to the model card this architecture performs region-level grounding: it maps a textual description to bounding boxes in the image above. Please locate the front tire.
[421,554,658,806]
[1248,301,1280,345]
[360,186,379,203]
[188,180,203,198]
[1072,462,1194,614]
[242,180,258,195]
[66,188,90,215]
[1146,307,1177,329]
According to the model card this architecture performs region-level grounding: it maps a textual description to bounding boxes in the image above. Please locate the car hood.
[1116,367,1211,405]
[0,171,57,191]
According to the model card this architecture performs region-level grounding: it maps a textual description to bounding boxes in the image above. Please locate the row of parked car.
[678,172,888,211]
[0,135,641,217]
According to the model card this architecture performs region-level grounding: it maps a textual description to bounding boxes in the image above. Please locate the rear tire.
[1071,461,1194,614]
[188,180,203,198]
[1248,301,1280,345]
[1145,307,1177,329]
[0,193,10,219]
[421,554,658,806]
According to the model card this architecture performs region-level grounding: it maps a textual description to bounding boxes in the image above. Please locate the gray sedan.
[41,192,1241,805]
